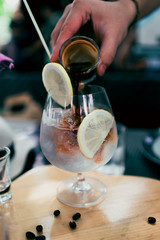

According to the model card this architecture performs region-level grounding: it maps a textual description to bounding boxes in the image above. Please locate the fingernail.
[99,63,107,76]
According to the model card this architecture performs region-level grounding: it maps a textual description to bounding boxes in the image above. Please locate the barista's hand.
[50,0,136,76]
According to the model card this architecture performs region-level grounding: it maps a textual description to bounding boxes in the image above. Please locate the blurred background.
[0,0,70,120]
[0,0,160,128]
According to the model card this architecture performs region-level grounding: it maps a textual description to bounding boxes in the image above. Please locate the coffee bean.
[69,221,76,229]
[53,210,60,216]
[35,235,46,240]
[25,231,35,239]
[36,225,43,232]
[148,217,156,224]
[72,212,81,220]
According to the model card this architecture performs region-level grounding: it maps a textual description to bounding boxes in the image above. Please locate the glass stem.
[73,173,90,192]
[77,173,85,182]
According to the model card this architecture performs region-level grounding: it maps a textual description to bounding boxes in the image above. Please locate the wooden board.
[2,165,160,239]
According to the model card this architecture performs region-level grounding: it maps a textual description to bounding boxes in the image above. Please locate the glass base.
[0,191,12,205]
[57,175,107,207]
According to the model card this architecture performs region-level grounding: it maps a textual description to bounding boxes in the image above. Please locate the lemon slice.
[77,109,114,158]
[42,62,73,107]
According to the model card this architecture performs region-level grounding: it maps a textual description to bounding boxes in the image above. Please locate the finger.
[97,34,118,76]
[50,5,71,50]
[50,11,84,62]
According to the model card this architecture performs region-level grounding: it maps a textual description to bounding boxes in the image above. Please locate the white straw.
[23,0,51,59]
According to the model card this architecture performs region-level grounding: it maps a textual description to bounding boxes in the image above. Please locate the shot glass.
[97,123,126,175]
[59,35,100,85]
[0,147,12,204]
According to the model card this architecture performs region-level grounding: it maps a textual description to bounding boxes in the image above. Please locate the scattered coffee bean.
[53,209,60,216]
[36,225,43,232]
[69,221,77,229]
[25,231,35,239]
[35,235,46,240]
[72,212,81,221]
[148,217,156,224]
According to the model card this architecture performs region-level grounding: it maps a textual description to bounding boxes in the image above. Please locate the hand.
[50,0,136,76]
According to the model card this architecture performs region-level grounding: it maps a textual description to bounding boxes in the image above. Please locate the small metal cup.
[59,36,100,84]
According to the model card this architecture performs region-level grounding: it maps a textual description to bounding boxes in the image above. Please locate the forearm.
[122,0,160,26]
[136,0,160,19]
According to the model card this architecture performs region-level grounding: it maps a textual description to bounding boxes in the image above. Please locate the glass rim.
[0,146,10,161]
[59,35,100,74]
[48,85,106,98]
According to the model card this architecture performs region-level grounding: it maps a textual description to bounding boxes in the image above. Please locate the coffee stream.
[68,60,96,119]
[68,62,95,94]
[61,38,99,118]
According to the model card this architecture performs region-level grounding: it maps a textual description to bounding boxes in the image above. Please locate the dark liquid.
[0,184,10,195]
[61,39,98,93]
[60,38,99,117]
[68,61,96,118]
[68,62,94,74]
[68,62,95,94]
[0,150,6,158]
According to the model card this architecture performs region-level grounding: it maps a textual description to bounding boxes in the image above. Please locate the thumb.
[97,37,118,76]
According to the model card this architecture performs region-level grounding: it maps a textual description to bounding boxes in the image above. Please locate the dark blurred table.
[125,128,160,180]
[94,70,160,129]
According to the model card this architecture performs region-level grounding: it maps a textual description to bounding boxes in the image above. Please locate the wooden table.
[3,165,160,239]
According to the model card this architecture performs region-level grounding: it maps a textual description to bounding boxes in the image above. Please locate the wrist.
[120,0,139,28]
[129,0,140,27]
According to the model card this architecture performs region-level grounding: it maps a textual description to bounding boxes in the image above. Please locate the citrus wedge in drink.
[42,62,73,107]
[77,109,114,158]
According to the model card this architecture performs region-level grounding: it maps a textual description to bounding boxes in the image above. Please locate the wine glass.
[40,85,118,207]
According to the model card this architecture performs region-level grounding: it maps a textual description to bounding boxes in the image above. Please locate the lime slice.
[77,109,114,158]
[42,62,73,107]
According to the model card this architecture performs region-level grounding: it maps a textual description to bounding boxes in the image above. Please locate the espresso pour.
[59,37,99,94]
[59,36,100,116]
